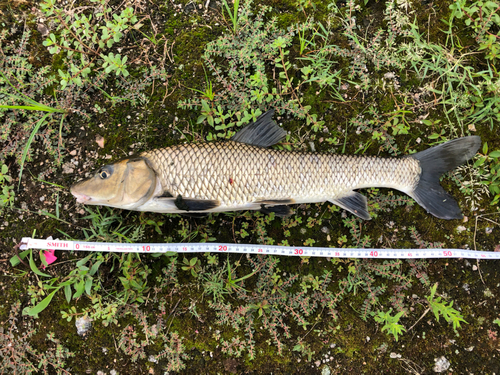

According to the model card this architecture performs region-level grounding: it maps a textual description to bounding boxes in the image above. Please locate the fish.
[70,110,481,220]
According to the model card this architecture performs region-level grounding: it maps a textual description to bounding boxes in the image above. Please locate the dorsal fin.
[231,110,286,148]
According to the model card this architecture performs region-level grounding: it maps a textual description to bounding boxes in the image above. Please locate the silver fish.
[70,111,481,220]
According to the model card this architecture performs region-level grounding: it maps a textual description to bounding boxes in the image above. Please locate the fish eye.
[98,166,113,179]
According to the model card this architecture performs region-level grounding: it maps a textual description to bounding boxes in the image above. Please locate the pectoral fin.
[174,195,220,212]
[330,192,371,220]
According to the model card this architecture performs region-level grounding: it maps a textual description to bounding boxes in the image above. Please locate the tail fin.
[409,136,481,219]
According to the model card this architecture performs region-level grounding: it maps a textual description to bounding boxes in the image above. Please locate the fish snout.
[70,186,91,204]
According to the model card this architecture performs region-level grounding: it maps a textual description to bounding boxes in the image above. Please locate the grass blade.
[17,112,51,190]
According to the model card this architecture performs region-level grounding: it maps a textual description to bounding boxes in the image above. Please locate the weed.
[156,332,188,372]
[427,283,467,330]
[224,257,258,293]
[0,163,14,209]
[292,340,316,362]
[182,256,202,277]
[222,0,240,34]
[0,29,68,166]
[0,301,74,374]
[474,142,500,206]
[449,0,500,61]
[119,325,148,362]
[373,308,406,341]
[41,0,138,88]
[203,266,228,303]
[178,0,335,138]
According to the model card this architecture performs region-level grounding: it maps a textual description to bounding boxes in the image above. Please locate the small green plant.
[427,283,467,330]
[156,332,188,372]
[0,164,14,209]
[0,71,67,187]
[292,340,315,362]
[18,247,151,318]
[79,206,145,243]
[248,300,270,318]
[224,258,258,293]
[203,267,228,303]
[373,308,406,342]
[182,256,202,277]
[41,0,138,88]
[449,0,500,61]
[101,53,130,77]
[187,66,215,101]
[221,0,240,34]
[474,142,500,205]
[0,301,74,373]
[11,208,153,317]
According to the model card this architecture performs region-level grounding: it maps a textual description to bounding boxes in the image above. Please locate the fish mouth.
[71,189,92,204]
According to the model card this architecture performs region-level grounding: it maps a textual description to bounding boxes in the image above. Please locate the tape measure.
[19,237,500,259]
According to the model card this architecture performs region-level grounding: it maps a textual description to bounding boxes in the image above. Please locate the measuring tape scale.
[19,237,500,260]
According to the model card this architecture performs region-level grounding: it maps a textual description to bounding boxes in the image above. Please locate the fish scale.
[141,141,421,207]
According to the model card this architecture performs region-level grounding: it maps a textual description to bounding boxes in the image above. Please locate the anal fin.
[260,205,293,217]
[256,199,295,205]
[180,213,211,218]
[174,195,220,212]
[330,192,371,220]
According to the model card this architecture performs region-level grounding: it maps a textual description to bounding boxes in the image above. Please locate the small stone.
[62,162,75,174]
[96,135,105,148]
[76,316,92,336]
[433,356,450,373]
[37,23,49,37]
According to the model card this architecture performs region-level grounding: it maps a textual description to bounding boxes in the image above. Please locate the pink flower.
[41,249,57,269]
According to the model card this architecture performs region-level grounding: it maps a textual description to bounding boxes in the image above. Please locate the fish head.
[70,158,157,209]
